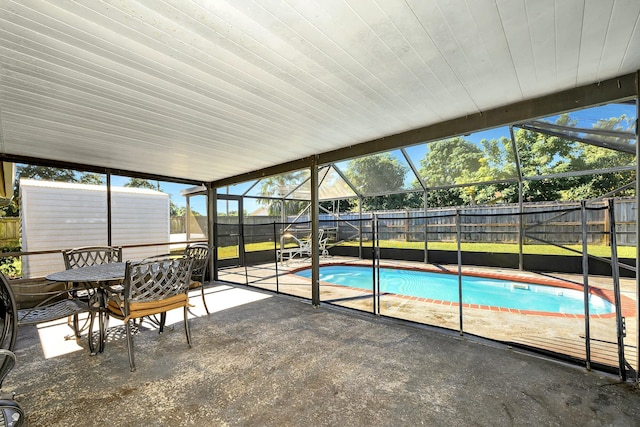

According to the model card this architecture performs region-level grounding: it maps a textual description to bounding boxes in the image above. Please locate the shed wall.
[21,181,170,278]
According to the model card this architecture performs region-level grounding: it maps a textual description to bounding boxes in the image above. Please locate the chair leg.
[201,285,210,315]
[125,319,135,372]
[183,306,192,348]
[72,314,81,338]
[98,310,108,353]
[159,312,167,334]
[68,313,91,340]
[88,311,97,355]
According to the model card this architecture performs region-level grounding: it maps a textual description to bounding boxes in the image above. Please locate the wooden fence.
[0,218,20,247]
[316,199,636,246]
[175,199,637,247]
[3,198,634,248]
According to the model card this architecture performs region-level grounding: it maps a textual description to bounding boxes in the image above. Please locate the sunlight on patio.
[36,320,85,359]
[196,285,273,315]
[34,284,272,359]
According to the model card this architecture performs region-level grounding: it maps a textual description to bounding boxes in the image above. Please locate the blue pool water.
[296,265,615,315]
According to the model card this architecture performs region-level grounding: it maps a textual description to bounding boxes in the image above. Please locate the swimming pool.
[295,265,615,315]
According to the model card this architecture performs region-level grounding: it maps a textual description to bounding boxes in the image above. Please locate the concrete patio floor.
[5,282,640,426]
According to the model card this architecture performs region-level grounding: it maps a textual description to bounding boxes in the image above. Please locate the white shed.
[20,179,170,278]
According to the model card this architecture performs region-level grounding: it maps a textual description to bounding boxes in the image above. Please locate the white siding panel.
[21,180,170,278]
[112,191,170,261]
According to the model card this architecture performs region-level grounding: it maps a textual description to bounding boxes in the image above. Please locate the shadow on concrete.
[6,282,640,426]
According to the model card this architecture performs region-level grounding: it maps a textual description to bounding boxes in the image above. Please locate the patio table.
[46,262,128,355]
[46,262,128,283]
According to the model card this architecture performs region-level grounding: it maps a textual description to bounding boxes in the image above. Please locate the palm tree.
[258,171,310,216]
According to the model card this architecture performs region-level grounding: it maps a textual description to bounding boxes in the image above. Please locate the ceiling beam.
[516,124,636,154]
[0,153,202,186]
[211,72,638,188]
[318,73,638,164]
[522,120,636,139]
[213,157,313,188]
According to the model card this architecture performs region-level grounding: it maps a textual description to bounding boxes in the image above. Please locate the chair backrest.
[0,274,17,352]
[296,229,325,254]
[0,349,15,388]
[184,244,210,281]
[0,280,18,402]
[0,349,24,426]
[123,256,194,306]
[63,246,122,270]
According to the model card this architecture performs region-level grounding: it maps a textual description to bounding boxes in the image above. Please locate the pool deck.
[218,256,638,372]
[290,261,634,319]
[8,281,640,425]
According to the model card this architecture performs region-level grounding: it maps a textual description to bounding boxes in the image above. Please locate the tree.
[416,113,607,206]
[123,178,191,218]
[424,188,464,208]
[452,137,519,205]
[258,171,310,216]
[78,173,105,185]
[171,205,187,217]
[420,137,483,188]
[124,178,159,190]
[16,165,77,182]
[345,153,408,211]
[415,137,484,206]
[319,199,354,213]
[2,165,105,217]
[513,113,636,201]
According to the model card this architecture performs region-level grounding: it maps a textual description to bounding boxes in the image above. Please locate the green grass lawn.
[219,240,635,259]
[346,240,636,258]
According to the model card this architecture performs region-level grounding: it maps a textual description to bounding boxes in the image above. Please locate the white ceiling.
[1,0,639,184]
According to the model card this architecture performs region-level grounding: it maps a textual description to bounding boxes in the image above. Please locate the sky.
[109,175,208,215]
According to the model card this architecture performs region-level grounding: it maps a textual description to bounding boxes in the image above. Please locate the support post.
[518,180,524,270]
[377,214,381,315]
[456,209,463,335]
[424,190,429,264]
[106,173,112,247]
[208,185,217,281]
[186,194,191,241]
[359,200,363,259]
[373,214,379,315]
[581,201,591,371]
[510,125,524,271]
[608,199,626,382]
[311,156,320,307]
[273,222,279,293]
[635,71,639,386]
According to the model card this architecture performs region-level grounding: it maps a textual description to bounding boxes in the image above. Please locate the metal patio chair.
[0,282,25,425]
[278,229,328,262]
[63,246,123,270]
[104,256,195,371]
[9,273,96,352]
[0,274,17,352]
[0,349,24,426]
[62,246,122,340]
[184,243,211,314]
